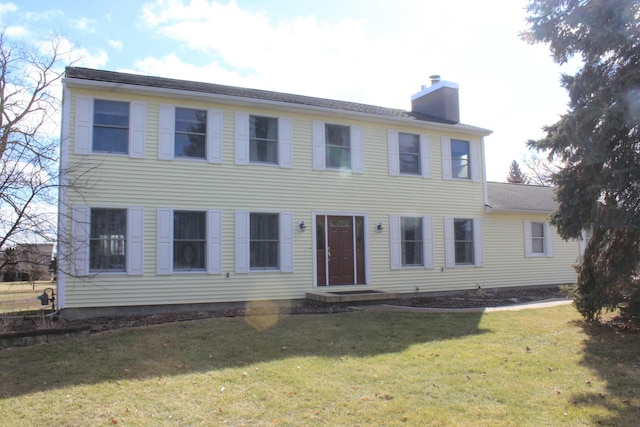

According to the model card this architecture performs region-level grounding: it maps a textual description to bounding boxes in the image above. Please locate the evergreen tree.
[506,160,528,184]
[523,0,640,320]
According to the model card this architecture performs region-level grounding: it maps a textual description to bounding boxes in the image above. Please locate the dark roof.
[486,182,557,213]
[65,67,482,127]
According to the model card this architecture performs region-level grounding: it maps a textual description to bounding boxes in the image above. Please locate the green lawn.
[0,281,54,314]
[1,304,639,426]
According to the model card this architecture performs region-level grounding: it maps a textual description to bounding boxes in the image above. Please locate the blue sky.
[3,0,573,181]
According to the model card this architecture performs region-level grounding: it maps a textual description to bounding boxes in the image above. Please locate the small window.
[173,211,206,270]
[90,208,127,272]
[451,139,470,179]
[402,217,423,266]
[454,218,474,265]
[250,213,279,270]
[93,100,129,154]
[531,222,545,254]
[175,107,207,158]
[325,124,351,169]
[399,133,421,175]
[250,116,278,164]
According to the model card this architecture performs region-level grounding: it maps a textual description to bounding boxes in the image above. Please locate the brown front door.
[328,216,354,285]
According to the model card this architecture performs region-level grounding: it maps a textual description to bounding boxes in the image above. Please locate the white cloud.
[70,17,97,32]
[0,2,17,15]
[109,39,123,51]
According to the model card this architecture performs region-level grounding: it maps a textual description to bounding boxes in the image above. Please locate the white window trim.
[312,121,363,173]
[388,131,432,178]
[235,113,292,168]
[72,205,144,276]
[524,220,554,257]
[235,210,294,273]
[158,104,223,163]
[444,217,483,268]
[75,96,146,158]
[156,208,222,275]
[390,215,434,269]
[441,137,480,182]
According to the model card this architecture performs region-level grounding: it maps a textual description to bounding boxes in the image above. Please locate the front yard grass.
[1,304,639,426]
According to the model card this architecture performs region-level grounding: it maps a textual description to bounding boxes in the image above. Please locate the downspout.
[481,136,488,207]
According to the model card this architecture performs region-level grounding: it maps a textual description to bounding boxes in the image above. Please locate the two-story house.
[57,67,579,318]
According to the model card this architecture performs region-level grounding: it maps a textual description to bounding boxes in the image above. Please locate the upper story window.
[250,116,278,164]
[399,133,421,175]
[441,137,480,182]
[524,220,554,257]
[159,105,222,163]
[75,96,146,158]
[235,113,291,168]
[444,217,483,267]
[93,100,129,154]
[326,124,351,169]
[312,121,363,173]
[451,139,470,179]
[175,108,207,159]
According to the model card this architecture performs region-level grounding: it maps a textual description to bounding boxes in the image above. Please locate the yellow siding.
[61,87,578,309]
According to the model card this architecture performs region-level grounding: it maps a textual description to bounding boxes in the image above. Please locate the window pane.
[531,222,544,238]
[93,100,129,154]
[325,124,351,169]
[90,208,126,272]
[399,133,421,175]
[250,116,279,164]
[454,219,474,265]
[173,211,206,270]
[532,238,545,254]
[250,213,279,269]
[402,217,423,266]
[451,139,470,179]
[175,108,206,158]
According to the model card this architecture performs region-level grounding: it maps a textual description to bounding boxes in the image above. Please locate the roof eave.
[62,76,492,136]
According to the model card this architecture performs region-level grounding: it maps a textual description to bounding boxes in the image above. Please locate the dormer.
[411,75,460,124]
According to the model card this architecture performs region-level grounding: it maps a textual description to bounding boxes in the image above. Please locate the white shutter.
[444,217,455,268]
[158,104,175,160]
[75,96,93,155]
[423,216,434,268]
[470,140,481,182]
[524,220,533,257]
[351,125,363,173]
[71,205,90,276]
[473,217,484,267]
[280,212,294,272]
[545,222,554,257]
[390,215,401,269]
[207,210,222,274]
[127,207,144,275]
[278,117,293,168]
[235,112,249,165]
[129,102,146,158]
[157,208,173,275]
[420,134,432,179]
[312,120,325,170]
[207,109,223,164]
[235,210,250,273]
[441,137,452,180]
[388,130,400,176]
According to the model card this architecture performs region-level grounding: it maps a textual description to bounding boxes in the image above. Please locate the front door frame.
[312,211,370,287]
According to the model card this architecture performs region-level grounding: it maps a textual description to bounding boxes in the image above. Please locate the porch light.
[299,221,306,231]
[376,222,384,232]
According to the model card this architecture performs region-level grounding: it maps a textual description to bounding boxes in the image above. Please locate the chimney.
[410,76,460,124]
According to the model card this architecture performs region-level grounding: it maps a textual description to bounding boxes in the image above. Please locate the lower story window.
[250,213,279,269]
[90,208,126,272]
[454,218,474,265]
[174,211,206,270]
[402,217,423,266]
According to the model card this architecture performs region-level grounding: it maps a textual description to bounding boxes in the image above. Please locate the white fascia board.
[63,77,492,137]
